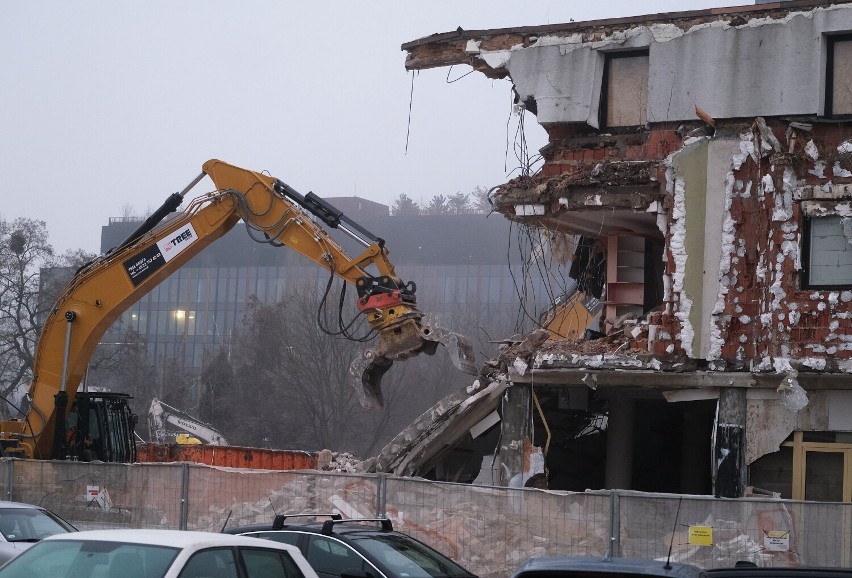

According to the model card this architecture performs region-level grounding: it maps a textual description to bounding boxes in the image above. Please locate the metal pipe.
[59,311,76,393]
[117,171,206,250]
[52,311,76,459]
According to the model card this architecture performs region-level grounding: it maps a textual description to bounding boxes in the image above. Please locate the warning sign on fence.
[764,530,790,552]
[85,485,112,510]
[688,525,713,546]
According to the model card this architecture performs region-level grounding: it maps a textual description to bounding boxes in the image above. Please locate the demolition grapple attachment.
[349,276,477,410]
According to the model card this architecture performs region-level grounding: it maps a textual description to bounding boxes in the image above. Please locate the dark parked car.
[225,515,477,578]
[510,556,704,578]
[0,501,77,565]
[511,557,852,578]
[704,566,852,578]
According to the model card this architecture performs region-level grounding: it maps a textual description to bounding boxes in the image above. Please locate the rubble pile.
[193,472,380,531]
[497,328,640,368]
[326,452,361,473]
[384,487,611,574]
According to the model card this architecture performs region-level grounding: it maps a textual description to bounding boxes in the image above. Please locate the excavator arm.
[6,159,475,460]
[148,398,229,446]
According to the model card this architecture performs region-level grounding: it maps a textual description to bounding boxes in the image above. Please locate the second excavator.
[1,159,476,461]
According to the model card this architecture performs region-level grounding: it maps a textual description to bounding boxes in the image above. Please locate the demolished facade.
[388,0,852,500]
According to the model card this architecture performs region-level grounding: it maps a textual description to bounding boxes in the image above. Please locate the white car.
[0,501,77,565]
[0,528,320,578]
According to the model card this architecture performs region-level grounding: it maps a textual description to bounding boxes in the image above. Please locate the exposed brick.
[498,120,852,371]
[625,145,643,161]
[643,130,681,158]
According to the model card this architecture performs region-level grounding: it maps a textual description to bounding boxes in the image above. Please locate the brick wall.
[533,119,852,369]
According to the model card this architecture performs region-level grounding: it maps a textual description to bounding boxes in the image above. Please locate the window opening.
[827,34,852,117]
[600,50,649,129]
[803,215,852,288]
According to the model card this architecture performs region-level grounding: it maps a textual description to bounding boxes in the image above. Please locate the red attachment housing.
[357,291,404,312]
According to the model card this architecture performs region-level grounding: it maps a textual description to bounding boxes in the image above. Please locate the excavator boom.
[6,160,476,460]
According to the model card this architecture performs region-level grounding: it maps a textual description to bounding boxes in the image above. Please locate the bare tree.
[219,292,370,452]
[84,328,158,423]
[214,286,469,456]
[0,218,56,418]
[199,349,235,429]
[0,217,143,423]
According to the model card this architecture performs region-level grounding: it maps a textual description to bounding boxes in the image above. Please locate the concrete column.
[498,384,531,487]
[605,396,635,489]
[714,387,747,498]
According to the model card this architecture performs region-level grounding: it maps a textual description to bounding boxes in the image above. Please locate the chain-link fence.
[3,459,850,577]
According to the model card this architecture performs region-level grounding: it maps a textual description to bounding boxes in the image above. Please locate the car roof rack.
[272,513,342,530]
[321,518,394,535]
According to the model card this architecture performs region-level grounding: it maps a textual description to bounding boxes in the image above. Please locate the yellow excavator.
[1,160,476,461]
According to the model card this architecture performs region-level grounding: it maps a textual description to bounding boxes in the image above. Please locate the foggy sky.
[1,1,745,255]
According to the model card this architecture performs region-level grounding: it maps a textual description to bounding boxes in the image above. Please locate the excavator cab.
[65,393,137,462]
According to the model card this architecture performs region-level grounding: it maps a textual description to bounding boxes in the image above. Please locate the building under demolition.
[387,0,852,501]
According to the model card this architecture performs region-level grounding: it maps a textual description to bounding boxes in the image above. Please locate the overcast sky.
[2,1,747,255]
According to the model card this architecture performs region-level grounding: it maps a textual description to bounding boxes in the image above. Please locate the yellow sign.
[689,525,713,546]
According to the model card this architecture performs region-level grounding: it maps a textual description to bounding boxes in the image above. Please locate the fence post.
[376,474,387,518]
[609,490,620,558]
[5,460,13,501]
[180,463,189,530]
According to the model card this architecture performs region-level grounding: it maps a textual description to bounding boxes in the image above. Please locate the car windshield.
[0,508,76,542]
[0,539,180,578]
[352,534,474,578]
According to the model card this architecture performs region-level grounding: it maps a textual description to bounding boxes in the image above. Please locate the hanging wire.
[446,64,475,83]
[504,95,544,178]
[504,92,515,174]
[506,219,575,336]
[497,86,601,339]
[405,70,416,155]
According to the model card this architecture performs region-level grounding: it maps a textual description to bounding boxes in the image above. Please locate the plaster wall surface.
[495,5,852,126]
[671,141,710,358]
[507,46,603,126]
[702,137,743,359]
[648,12,831,120]
[828,390,852,429]
[746,388,833,464]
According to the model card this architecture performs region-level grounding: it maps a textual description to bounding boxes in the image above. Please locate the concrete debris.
[359,378,509,477]
[777,370,809,413]
[500,329,634,362]
[325,452,362,473]
[315,450,362,473]
[753,117,781,153]
[317,449,333,470]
